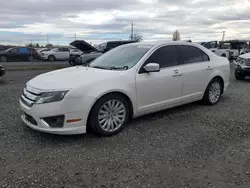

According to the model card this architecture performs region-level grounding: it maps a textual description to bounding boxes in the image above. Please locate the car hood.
[27,66,122,91]
[70,40,99,53]
[239,53,250,59]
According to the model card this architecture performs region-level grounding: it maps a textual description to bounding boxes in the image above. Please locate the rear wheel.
[89,94,130,136]
[28,56,34,62]
[202,78,222,105]
[48,55,55,61]
[235,69,245,80]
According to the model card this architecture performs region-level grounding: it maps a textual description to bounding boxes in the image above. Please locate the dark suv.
[0,47,39,62]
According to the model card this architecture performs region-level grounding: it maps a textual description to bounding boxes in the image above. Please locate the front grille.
[21,86,42,107]
[24,113,37,125]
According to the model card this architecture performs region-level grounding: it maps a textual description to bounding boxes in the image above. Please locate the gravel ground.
[1,66,250,188]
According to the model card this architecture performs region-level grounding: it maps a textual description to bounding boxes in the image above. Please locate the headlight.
[36,90,69,104]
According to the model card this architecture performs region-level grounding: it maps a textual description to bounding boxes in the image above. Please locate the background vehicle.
[40,47,70,61]
[234,53,250,80]
[36,48,51,55]
[70,48,82,55]
[201,41,231,59]
[69,40,138,66]
[20,41,230,136]
[0,47,39,62]
[223,40,250,59]
[0,45,11,52]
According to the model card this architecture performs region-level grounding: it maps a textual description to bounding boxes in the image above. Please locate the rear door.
[177,45,212,103]
[58,48,70,59]
[18,47,30,61]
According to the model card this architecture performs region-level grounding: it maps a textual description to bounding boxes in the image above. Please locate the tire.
[28,56,34,62]
[48,55,55,61]
[89,94,130,136]
[202,78,223,106]
[0,56,7,62]
[235,69,245,80]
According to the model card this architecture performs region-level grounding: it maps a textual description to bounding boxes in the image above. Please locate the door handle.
[173,69,182,77]
[207,66,213,70]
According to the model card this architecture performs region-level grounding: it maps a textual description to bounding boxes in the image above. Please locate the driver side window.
[145,45,179,69]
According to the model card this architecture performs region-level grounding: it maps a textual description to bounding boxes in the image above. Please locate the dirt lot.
[1,66,250,188]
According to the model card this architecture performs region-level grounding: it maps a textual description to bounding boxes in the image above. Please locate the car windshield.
[89,44,152,70]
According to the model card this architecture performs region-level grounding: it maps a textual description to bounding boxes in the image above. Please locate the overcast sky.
[0,0,249,45]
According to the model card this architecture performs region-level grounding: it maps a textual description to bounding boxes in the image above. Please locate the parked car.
[40,47,70,61]
[36,48,51,54]
[0,64,5,77]
[69,40,138,66]
[69,40,102,66]
[19,41,230,136]
[70,48,82,55]
[234,53,250,80]
[225,40,250,59]
[0,45,10,52]
[201,41,231,59]
[0,47,39,62]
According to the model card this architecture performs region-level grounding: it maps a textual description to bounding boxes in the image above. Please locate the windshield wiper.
[109,66,129,70]
[90,66,109,70]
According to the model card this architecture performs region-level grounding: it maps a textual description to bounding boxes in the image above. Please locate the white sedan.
[40,47,70,61]
[20,41,230,136]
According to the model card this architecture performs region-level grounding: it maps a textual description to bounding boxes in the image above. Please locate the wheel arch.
[48,54,56,60]
[209,76,225,94]
[86,91,134,126]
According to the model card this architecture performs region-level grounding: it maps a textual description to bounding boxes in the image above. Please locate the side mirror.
[144,63,160,73]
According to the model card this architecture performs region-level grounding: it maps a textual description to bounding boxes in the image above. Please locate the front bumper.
[234,60,250,76]
[19,96,94,135]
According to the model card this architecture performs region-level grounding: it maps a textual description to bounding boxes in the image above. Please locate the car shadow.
[23,101,205,144]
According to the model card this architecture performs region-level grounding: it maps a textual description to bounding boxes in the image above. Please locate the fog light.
[42,115,65,128]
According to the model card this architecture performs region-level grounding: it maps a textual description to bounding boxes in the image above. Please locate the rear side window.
[145,45,178,68]
[178,45,209,64]
[19,47,30,54]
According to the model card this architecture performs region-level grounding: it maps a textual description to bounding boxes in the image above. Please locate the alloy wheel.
[98,100,126,132]
[208,81,221,104]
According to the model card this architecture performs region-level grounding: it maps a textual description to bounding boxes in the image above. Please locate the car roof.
[125,40,198,48]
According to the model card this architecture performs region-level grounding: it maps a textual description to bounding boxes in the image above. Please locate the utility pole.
[74,32,76,40]
[222,31,225,41]
[46,34,49,44]
[130,21,134,40]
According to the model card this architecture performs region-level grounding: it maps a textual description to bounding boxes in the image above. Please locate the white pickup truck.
[200,41,231,59]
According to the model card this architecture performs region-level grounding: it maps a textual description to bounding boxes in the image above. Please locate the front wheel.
[28,56,34,62]
[235,69,245,80]
[202,78,222,105]
[0,56,7,62]
[89,94,130,136]
[48,55,55,61]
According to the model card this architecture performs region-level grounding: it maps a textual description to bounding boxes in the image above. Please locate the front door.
[177,45,212,103]
[136,45,183,114]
